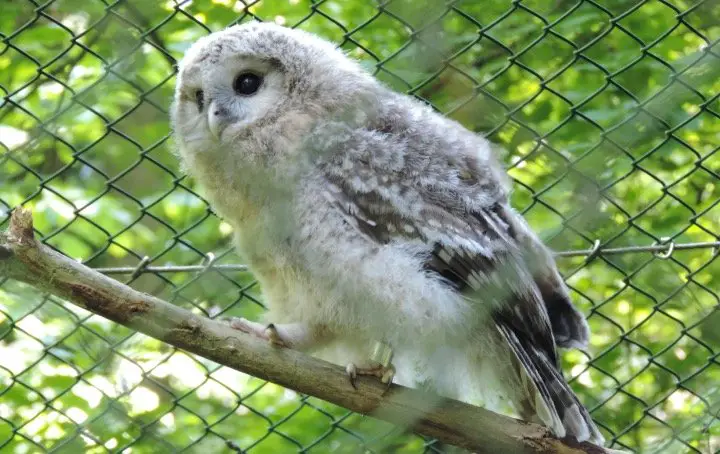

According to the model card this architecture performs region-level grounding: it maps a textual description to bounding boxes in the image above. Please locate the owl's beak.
[207,101,229,140]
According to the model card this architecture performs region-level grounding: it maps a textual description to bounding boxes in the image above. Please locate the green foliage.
[0,0,718,452]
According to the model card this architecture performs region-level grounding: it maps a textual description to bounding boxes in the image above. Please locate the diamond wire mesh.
[0,0,718,452]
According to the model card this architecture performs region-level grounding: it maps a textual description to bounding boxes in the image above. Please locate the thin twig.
[0,208,617,454]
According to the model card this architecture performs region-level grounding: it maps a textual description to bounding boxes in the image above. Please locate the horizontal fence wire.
[0,1,718,454]
[91,240,720,274]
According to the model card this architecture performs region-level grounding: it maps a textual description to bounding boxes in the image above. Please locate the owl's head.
[171,22,379,169]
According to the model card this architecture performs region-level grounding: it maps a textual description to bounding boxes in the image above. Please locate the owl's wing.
[320,176,604,445]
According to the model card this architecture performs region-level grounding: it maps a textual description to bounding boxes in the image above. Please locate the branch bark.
[0,208,615,454]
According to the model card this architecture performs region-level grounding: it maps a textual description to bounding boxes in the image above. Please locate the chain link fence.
[1,0,718,452]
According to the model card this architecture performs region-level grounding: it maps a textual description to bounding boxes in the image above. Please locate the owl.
[171,22,604,445]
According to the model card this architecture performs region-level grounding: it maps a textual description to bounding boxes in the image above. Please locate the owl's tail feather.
[496,322,605,446]
[538,282,591,350]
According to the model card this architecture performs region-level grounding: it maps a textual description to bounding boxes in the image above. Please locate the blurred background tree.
[0,0,718,452]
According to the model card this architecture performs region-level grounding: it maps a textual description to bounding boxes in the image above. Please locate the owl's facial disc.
[175,23,362,155]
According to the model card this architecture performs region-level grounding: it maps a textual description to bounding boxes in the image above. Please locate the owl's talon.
[346,363,358,389]
[230,317,286,347]
[381,365,395,395]
[345,362,395,392]
[381,364,395,383]
[265,323,286,347]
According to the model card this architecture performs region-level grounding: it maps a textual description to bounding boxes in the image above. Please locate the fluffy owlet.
[171,22,605,445]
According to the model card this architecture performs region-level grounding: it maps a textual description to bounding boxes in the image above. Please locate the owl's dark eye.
[233,72,262,95]
[195,90,204,111]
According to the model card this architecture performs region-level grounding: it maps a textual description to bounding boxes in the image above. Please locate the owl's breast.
[229,203,333,325]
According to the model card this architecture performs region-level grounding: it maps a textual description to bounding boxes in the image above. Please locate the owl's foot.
[230,317,286,347]
[345,362,395,392]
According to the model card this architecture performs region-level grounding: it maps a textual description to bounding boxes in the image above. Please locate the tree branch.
[0,208,616,454]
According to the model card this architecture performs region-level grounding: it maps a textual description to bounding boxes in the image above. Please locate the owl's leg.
[345,340,395,391]
[229,318,326,350]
